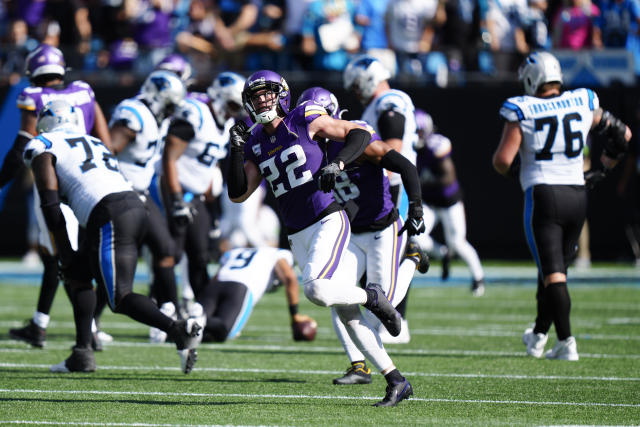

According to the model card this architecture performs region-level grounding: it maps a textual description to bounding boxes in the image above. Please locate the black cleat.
[50,346,96,373]
[373,379,413,407]
[441,248,451,281]
[9,320,46,348]
[169,318,202,350]
[333,362,372,385]
[363,283,402,337]
[404,238,430,274]
[179,348,198,374]
[471,279,485,297]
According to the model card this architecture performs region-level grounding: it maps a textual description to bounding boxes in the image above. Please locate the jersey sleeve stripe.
[121,106,144,131]
[502,101,524,121]
[586,89,595,111]
[185,99,204,130]
[35,135,53,148]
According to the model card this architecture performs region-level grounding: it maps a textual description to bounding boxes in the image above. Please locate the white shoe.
[522,327,548,358]
[380,318,411,344]
[96,330,113,343]
[21,250,41,268]
[545,336,579,361]
[187,302,207,329]
[150,302,177,343]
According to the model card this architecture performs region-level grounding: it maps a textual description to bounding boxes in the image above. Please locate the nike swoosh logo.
[374,235,382,240]
[321,219,330,224]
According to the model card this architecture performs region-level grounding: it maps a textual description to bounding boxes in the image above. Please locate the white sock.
[32,311,49,329]
[331,307,365,363]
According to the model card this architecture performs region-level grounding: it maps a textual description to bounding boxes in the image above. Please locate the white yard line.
[1,362,638,382]
[0,388,638,408]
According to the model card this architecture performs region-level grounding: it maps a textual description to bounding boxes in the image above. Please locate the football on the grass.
[292,319,317,341]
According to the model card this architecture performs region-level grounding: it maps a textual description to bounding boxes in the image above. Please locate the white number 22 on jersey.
[259,145,312,197]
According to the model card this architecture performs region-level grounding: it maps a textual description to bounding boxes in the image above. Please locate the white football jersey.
[171,98,232,195]
[110,97,161,192]
[216,247,294,302]
[23,130,132,226]
[500,88,598,190]
[361,89,418,186]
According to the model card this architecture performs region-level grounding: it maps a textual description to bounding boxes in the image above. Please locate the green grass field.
[1,262,639,426]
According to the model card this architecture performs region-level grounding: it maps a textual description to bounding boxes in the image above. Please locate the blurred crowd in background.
[1,0,640,87]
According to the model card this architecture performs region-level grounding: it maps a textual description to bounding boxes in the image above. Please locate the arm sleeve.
[167,118,196,142]
[333,127,371,166]
[377,109,406,140]
[0,131,33,187]
[227,149,248,199]
[379,149,421,202]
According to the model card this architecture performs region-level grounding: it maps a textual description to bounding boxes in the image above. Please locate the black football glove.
[597,111,629,159]
[171,199,196,227]
[317,162,342,193]
[398,201,426,236]
[230,121,249,153]
[584,168,607,190]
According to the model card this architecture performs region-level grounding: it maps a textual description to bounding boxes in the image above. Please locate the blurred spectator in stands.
[552,0,600,50]
[485,0,529,73]
[385,0,447,84]
[441,0,486,74]
[216,0,260,69]
[1,19,37,85]
[593,0,640,77]
[354,0,396,76]
[522,0,551,50]
[301,0,359,72]
[243,0,287,70]
[131,0,175,75]
[282,0,313,70]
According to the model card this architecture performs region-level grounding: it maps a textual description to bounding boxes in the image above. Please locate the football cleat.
[471,279,485,297]
[373,379,413,407]
[404,238,430,274]
[169,318,203,351]
[363,283,402,337]
[333,362,372,385]
[545,336,579,361]
[522,327,548,358]
[178,348,198,374]
[50,346,96,373]
[96,330,113,343]
[9,319,46,348]
[150,302,177,344]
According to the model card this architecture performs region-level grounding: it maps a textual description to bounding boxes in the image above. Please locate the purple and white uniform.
[416,133,462,208]
[244,103,351,285]
[326,121,406,305]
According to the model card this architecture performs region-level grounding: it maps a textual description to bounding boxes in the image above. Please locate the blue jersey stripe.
[185,98,204,130]
[523,187,541,274]
[121,105,144,131]
[502,101,524,121]
[227,291,254,340]
[586,89,595,111]
[35,135,53,148]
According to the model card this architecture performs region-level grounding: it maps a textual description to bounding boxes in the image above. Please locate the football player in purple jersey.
[227,70,412,407]
[413,109,486,296]
[296,86,428,385]
[3,44,111,349]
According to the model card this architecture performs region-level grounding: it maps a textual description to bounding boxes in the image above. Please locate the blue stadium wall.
[0,80,637,261]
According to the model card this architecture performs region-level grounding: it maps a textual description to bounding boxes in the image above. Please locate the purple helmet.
[296,87,339,118]
[25,44,65,80]
[156,54,192,83]
[242,70,290,124]
[414,108,434,149]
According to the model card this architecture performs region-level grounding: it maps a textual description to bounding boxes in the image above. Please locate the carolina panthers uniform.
[18,82,98,254]
[200,247,294,340]
[499,88,597,275]
[22,129,144,309]
[243,103,351,286]
[413,133,484,283]
[360,89,418,217]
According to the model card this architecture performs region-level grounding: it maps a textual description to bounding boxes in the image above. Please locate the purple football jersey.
[244,104,337,231]
[17,81,97,133]
[326,121,395,229]
[415,133,462,207]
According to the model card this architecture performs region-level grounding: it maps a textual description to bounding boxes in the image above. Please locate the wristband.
[289,304,299,317]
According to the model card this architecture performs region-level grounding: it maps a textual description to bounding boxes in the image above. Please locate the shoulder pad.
[426,134,452,158]
[110,101,144,132]
[499,96,526,122]
[23,135,53,167]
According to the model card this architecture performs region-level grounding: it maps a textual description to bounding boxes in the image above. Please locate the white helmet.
[343,55,391,104]
[36,99,82,134]
[518,51,563,96]
[207,72,246,122]
[139,70,186,122]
